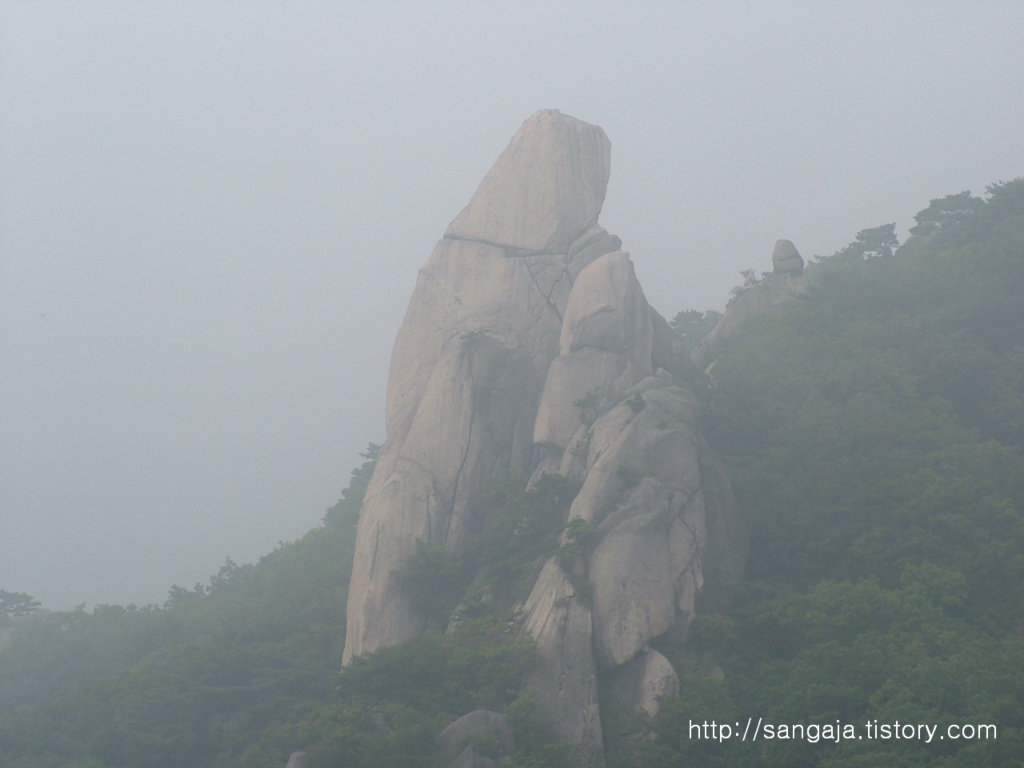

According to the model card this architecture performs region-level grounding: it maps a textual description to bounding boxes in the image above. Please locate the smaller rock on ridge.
[772,239,804,273]
[690,239,809,369]
[445,110,612,254]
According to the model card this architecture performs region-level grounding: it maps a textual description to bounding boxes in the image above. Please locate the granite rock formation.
[690,239,808,370]
[343,110,746,768]
[436,710,516,768]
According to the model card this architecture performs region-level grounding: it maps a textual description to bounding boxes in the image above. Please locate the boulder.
[533,251,653,453]
[560,251,651,361]
[437,710,515,768]
[606,647,680,735]
[771,238,804,273]
[555,380,704,669]
[690,242,808,370]
[567,389,702,527]
[567,224,623,281]
[446,110,611,254]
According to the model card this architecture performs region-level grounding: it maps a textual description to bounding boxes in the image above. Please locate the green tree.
[0,590,39,621]
[909,191,984,235]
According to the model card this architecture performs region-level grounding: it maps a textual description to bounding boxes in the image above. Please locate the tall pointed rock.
[343,111,619,664]
[445,109,611,254]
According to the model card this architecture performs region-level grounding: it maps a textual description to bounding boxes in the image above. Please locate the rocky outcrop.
[437,710,516,768]
[690,239,808,369]
[445,110,610,254]
[532,250,653,466]
[606,647,680,738]
[520,560,605,767]
[343,110,747,767]
[344,110,618,664]
[771,238,804,274]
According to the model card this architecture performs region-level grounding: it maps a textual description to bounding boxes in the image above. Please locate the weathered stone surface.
[345,328,542,663]
[567,224,623,281]
[446,110,611,254]
[346,116,616,661]
[286,752,309,768]
[606,647,680,735]
[533,348,626,450]
[533,251,653,453]
[589,508,677,668]
[552,379,705,668]
[770,240,802,276]
[343,109,751,768]
[385,239,564,439]
[560,251,650,360]
[558,422,593,481]
[668,488,706,641]
[437,710,515,768]
[772,238,804,273]
[568,390,702,527]
[520,559,605,768]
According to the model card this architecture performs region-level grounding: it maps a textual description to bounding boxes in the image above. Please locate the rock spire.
[343,110,746,767]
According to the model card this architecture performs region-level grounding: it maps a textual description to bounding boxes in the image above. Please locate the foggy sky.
[2,1,1023,610]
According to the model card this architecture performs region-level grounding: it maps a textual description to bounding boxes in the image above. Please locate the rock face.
[520,560,604,767]
[344,110,612,664]
[445,109,611,254]
[437,710,516,768]
[343,110,746,767]
[533,250,653,458]
[606,648,680,738]
[690,240,809,370]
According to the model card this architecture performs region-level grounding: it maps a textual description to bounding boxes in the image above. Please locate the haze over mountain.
[2,1,1023,610]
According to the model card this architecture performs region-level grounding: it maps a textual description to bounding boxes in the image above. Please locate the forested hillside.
[1,180,1022,767]
[640,180,1024,768]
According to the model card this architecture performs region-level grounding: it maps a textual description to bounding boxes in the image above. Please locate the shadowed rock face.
[343,110,746,768]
